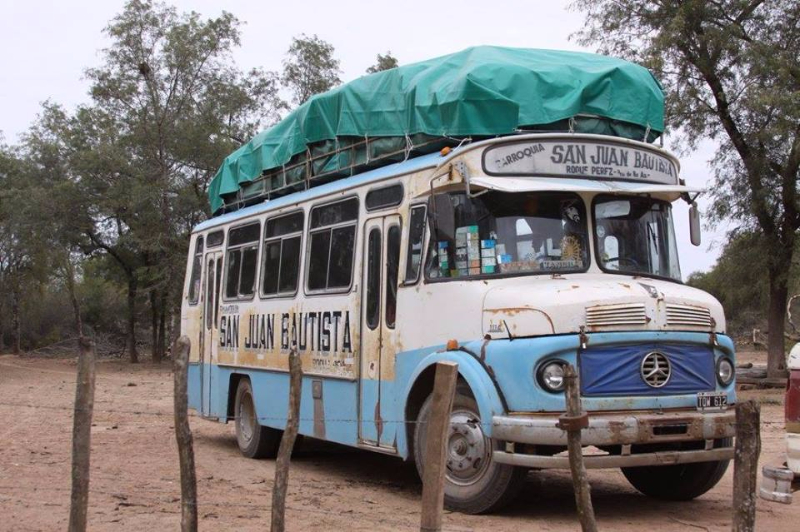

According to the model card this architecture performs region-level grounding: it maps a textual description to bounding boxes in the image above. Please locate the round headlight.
[716,357,735,386]
[538,361,566,393]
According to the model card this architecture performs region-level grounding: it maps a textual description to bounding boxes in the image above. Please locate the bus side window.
[307,198,359,292]
[385,224,401,328]
[261,211,304,297]
[404,205,426,284]
[366,228,381,329]
[224,222,261,300]
[188,236,204,305]
[205,258,215,330]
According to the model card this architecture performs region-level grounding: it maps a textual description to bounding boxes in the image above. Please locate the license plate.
[696,391,728,411]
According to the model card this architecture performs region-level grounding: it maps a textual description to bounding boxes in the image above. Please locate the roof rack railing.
[221,135,459,214]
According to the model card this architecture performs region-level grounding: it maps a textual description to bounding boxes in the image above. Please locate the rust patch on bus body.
[484,306,555,335]
[374,401,384,442]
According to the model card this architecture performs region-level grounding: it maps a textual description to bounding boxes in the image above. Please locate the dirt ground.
[0,351,797,531]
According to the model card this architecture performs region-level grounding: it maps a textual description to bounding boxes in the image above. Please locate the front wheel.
[621,439,731,500]
[413,385,526,514]
[234,379,281,459]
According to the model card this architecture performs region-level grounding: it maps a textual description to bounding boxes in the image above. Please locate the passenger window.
[307,231,331,290]
[207,230,224,248]
[188,236,204,305]
[307,198,359,292]
[224,222,261,299]
[205,258,215,330]
[366,184,403,211]
[261,212,304,297]
[385,225,401,329]
[214,257,222,325]
[279,237,301,292]
[366,228,381,329]
[404,205,426,284]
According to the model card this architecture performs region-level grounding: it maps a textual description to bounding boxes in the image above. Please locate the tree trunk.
[157,290,167,362]
[150,290,160,363]
[0,296,5,353]
[767,267,789,378]
[12,285,21,355]
[64,258,83,338]
[127,277,138,364]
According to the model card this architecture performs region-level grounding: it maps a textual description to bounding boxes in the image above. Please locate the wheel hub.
[446,411,489,484]
[238,395,255,443]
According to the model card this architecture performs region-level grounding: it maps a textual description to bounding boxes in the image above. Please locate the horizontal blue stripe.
[187,331,737,461]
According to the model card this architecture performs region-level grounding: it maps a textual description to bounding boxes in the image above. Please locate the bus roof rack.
[210,46,666,216]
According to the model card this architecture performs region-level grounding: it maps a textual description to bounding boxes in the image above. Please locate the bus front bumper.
[491,409,735,469]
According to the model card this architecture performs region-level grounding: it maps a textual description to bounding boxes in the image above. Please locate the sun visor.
[469,176,702,200]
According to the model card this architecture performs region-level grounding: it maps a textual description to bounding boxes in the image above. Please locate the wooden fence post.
[68,336,96,532]
[420,361,459,532]
[173,336,197,532]
[271,349,302,532]
[559,364,597,532]
[733,400,761,532]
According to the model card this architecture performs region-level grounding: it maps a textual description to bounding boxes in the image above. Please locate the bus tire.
[621,439,731,500]
[234,379,280,459]
[413,384,526,514]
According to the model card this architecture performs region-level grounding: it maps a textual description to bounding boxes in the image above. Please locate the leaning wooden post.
[68,336,96,532]
[420,361,459,532]
[173,336,198,532]
[558,364,597,532]
[271,350,302,532]
[733,400,761,532]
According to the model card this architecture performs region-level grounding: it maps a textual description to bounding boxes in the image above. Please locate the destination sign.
[482,139,679,185]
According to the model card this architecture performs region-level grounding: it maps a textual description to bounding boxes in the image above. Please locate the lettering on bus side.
[220,310,353,355]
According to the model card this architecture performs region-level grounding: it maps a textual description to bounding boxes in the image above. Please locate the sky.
[0,0,728,277]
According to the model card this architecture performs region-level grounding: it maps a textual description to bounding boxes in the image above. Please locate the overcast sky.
[0,0,728,277]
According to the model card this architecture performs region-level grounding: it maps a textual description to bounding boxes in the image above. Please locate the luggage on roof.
[209,46,665,214]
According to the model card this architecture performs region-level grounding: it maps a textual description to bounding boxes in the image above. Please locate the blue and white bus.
[181,132,735,514]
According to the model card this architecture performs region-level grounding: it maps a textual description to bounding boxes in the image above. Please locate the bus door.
[201,250,222,417]
[359,214,401,448]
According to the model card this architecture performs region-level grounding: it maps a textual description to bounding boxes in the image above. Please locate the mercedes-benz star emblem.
[641,351,671,388]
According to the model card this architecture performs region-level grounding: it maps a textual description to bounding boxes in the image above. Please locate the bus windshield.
[593,195,681,281]
[426,191,589,279]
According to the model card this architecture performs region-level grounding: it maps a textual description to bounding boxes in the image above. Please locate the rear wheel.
[413,385,526,514]
[621,439,731,500]
[234,379,281,459]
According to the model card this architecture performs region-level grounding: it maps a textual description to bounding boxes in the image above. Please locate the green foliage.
[78,259,128,336]
[572,0,800,246]
[10,0,285,358]
[686,233,768,332]
[573,0,800,371]
[366,51,398,74]
[282,34,342,105]
[0,1,407,356]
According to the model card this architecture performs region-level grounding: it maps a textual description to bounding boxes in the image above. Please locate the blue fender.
[396,349,505,458]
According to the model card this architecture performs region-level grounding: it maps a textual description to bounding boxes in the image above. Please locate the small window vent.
[666,304,713,328]
[586,303,647,327]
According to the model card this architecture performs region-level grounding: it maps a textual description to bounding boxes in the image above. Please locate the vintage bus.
[181,132,736,514]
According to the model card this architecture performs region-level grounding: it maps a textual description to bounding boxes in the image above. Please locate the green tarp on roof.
[209,46,665,213]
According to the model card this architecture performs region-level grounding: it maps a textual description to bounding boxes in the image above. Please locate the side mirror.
[689,202,701,246]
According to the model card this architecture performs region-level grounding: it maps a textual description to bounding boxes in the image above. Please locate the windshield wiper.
[647,223,659,256]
